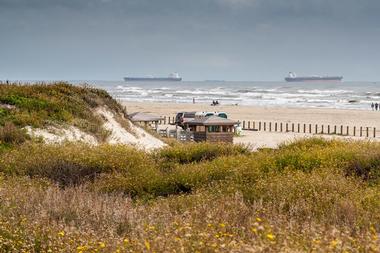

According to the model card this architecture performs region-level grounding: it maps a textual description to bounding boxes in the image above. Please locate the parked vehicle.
[195,111,228,119]
[175,111,196,128]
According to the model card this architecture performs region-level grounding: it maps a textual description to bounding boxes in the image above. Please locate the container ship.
[124,73,182,82]
[285,72,343,82]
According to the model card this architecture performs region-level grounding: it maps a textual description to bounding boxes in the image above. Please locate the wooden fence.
[159,116,378,138]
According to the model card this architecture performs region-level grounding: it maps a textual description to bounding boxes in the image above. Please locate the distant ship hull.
[285,76,343,82]
[124,77,182,82]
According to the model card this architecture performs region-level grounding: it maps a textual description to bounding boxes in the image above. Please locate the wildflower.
[98,242,106,248]
[256,217,262,222]
[219,223,226,228]
[330,239,338,248]
[266,233,275,241]
[58,231,65,237]
[77,245,87,252]
[123,238,129,244]
[251,227,258,234]
[144,240,151,250]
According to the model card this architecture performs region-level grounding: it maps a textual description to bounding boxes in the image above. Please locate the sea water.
[85,80,379,110]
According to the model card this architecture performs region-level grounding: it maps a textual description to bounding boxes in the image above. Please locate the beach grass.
[1,138,380,251]
[0,82,128,142]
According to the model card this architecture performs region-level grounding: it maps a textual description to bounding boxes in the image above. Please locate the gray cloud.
[0,0,379,80]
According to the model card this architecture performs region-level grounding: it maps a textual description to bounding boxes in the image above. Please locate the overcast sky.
[0,0,379,81]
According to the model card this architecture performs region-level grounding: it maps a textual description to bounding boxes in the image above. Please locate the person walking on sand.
[375,103,379,111]
[371,102,375,111]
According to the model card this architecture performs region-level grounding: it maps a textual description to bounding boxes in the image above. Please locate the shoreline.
[122,100,380,127]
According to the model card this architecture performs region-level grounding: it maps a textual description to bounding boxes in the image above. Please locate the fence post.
[275,122,278,132]
[374,127,376,138]
[269,122,272,132]
[360,127,363,137]
[164,116,167,125]
[366,127,369,137]
[291,123,294,132]
[309,124,312,133]
[353,126,356,136]
[303,124,306,133]
[315,124,318,134]
[286,123,289,132]
[253,121,256,130]
[328,125,330,134]
[340,125,343,135]
[297,123,300,133]
[259,122,262,131]
[264,122,266,131]
[346,126,349,136]
[248,121,251,129]
[243,121,246,129]
[280,123,283,132]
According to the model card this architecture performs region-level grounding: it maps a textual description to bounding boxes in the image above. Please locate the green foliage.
[0,82,128,141]
[156,142,250,165]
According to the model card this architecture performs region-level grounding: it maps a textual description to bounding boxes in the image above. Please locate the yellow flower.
[266,233,275,241]
[144,240,151,250]
[58,231,65,237]
[219,223,226,228]
[256,217,262,222]
[98,242,106,248]
[123,238,129,244]
[330,239,338,248]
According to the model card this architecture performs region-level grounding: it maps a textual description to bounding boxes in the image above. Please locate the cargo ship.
[285,72,343,82]
[124,72,182,82]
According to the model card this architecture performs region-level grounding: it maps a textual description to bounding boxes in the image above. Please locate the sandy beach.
[123,101,380,127]
[123,101,380,149]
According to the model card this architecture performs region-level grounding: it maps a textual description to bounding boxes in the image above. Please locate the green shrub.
[0,143,154,186]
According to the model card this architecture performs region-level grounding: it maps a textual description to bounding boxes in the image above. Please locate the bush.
[0,122,29,145]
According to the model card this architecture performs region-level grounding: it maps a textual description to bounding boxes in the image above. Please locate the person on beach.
[376,103,379,111]
[193,97,195,104]
[371,102,375,111]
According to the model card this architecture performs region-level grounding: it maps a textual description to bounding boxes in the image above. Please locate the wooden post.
[286,123,288,132]
[360,127,363,137]
[374,127,376,138]
[243,121,246,129]
[321,125,324,134]
[291,123,294,132]
[340,125,343,135]
[334,125,337,134]
[297,123,300,133]
[303,124,306,133]
[269,122,272,132]
[164,116,167,125]
[275,122,278,132]
[264,122,266,131]
[280,123,283,132]
[328,125,330,134]
[353,126,356,136]
[366,127,369,137]
[259,122,262,131]
[248,121,251,129]
[253,121,256,130]
[346,126,349,136]
[309,124,312,133]
[315,124,318,134]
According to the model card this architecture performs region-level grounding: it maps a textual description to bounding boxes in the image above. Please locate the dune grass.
[0,82,128,142]
[1,139,380,251]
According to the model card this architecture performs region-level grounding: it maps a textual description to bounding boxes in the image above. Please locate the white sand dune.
[25,106,165,151]
[95,107,165,150]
